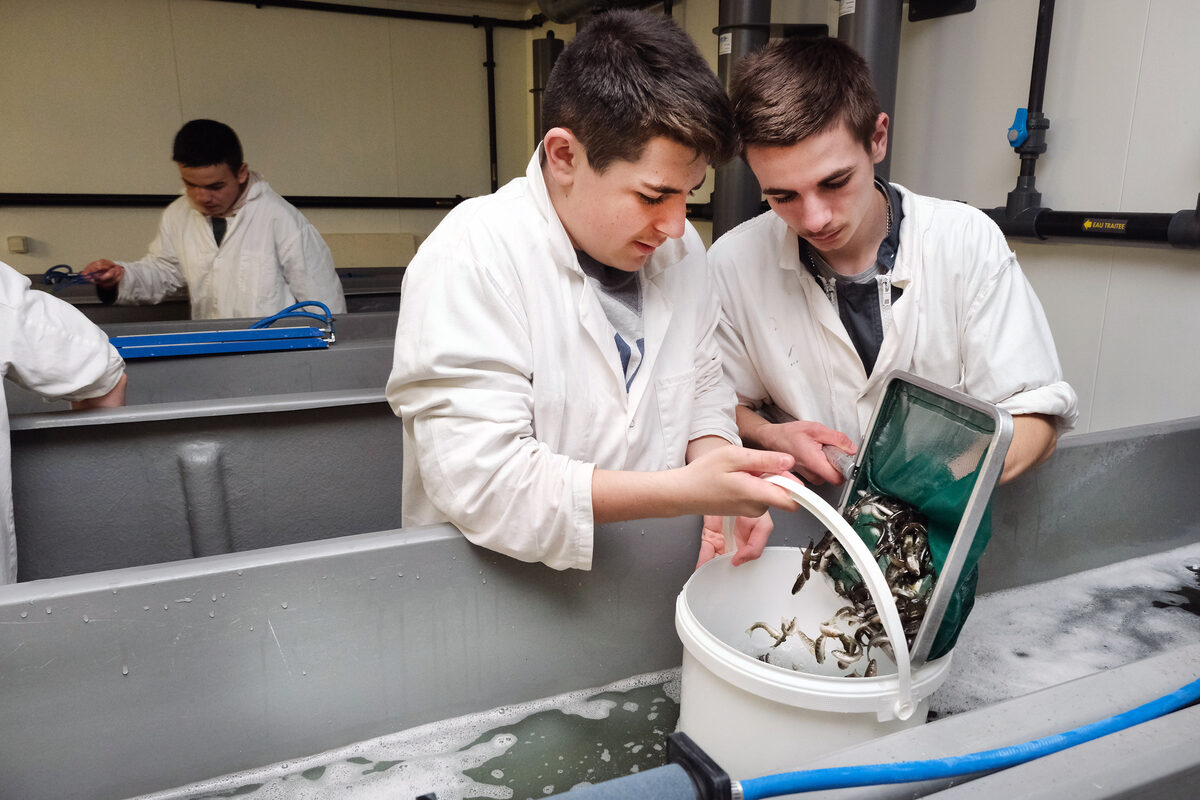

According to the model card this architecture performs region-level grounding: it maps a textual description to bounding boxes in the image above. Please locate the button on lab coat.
[1,264,125,583]
[387,153,738,570]
[710,185,1079,444]
[116,176,346,319]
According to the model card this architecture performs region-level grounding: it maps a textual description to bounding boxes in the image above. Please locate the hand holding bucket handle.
[764,474,916,721]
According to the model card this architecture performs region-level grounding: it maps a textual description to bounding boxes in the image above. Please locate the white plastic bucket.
[675,476,953,781]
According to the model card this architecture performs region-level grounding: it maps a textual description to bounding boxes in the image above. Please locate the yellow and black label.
[1083,218,1128,233]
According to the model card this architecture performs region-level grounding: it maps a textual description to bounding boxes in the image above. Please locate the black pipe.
[838,0,904,180]
[0,193,466,210]
[712,0,771,239]
[484,25,499,193]
[984,200,1200,250]
[1025,0,1055,116]
[207,0,546,28]
[531,32,564,148]
[1001,0,1054,225]
[985,0,1198,249]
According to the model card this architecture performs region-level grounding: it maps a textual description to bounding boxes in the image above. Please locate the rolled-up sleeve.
[960,224,1079,432]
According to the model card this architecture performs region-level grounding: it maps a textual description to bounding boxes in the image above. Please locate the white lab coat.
[116,175,346,319]
[1,264,125,583]
[387,152,739,570]
[710,185,1079,444]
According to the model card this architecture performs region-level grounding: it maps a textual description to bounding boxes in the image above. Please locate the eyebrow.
[761,166,856,196]
[183,179,227,189]
[642,178,708,195]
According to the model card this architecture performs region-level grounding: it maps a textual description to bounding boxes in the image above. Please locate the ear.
[870,112,890,166]
[542,127,583,188]
[236,162,250,184]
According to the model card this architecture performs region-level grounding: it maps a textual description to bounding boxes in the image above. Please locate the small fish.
[819,622,844,638]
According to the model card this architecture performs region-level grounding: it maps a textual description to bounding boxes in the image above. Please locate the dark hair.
[172,119,244,172]
[731,36,881,153]
[541,9,736,172]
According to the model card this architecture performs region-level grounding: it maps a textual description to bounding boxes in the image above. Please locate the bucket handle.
[765,475,916,721]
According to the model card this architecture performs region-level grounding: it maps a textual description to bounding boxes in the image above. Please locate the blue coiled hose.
[738,675,1200,798]
[41,264,92,293]
[249,300,335,331]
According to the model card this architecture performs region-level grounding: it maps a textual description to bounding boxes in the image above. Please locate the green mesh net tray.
[832,371,1013,666]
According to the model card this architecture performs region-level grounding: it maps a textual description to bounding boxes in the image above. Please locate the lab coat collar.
[523,149,688,283]
[888,182,917,290]
[227,170,264,217]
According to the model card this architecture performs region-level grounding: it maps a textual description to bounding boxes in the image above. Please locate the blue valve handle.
[1007,107,1030,148]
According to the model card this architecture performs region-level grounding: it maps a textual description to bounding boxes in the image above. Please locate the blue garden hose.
[737,674,1200,798]
[250,300,335,338]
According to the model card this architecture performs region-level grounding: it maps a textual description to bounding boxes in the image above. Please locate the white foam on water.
[131,668,680,800]
[932,542,1200,716]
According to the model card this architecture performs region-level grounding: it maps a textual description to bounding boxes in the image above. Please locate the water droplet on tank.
[83,615,90,623]
[121,666,129,676]
[209,611,216,619]
[281,602,288,609]
[19,611,28,619]
[45,607,52,614]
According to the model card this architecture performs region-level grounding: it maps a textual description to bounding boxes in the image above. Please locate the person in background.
[82,119,345,320]
[387,9,800,572]
[702,36,1077,561]
[1,262,127,584]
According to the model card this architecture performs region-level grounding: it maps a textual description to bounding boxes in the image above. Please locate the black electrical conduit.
[0,192,718,221]
[206,0,546,30]
[0,192,466,210]
[984,0,1200,249]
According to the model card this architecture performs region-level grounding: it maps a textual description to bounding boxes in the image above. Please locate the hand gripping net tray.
[832,370,1013,667]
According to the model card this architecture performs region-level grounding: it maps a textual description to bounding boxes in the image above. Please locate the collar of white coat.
[225,171,265,219]
[524,148,689,282]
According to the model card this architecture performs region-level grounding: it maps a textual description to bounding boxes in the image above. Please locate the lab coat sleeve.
[708,235,772,409]
[958,216,1079,431]
[387,249,594,571]
[687,255,741,446]
[115,207,189,306]
[1,266,125,402]
[276,221,347,314]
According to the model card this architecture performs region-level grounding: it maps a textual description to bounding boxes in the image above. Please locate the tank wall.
[0,515,823,800]
[984,416,1200,593]
[12,394,404,580]
[1,419,1194,797]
